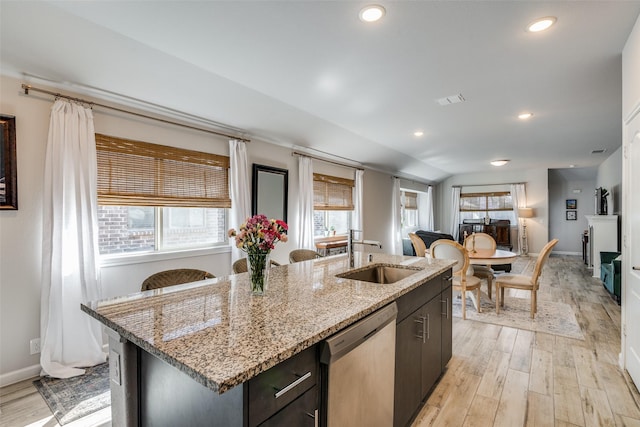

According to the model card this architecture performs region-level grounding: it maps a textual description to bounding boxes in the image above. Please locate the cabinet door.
[259,386,317,427]
[394,311,423,427]
[420,297,442,398]
[441,285,452,371]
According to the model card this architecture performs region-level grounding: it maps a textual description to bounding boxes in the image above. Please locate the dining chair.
[141,268,215,291]
[495,239,559,318]
[232,257,281,274]
[430,239,482,320]
[463,232,496,300]
[289,249,322,263]
[408,232,427,257]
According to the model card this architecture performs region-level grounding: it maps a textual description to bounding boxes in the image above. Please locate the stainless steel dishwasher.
[320,302,397,427]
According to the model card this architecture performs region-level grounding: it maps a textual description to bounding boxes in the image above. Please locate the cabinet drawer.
[258,385,318,427]
[248,346,318,426]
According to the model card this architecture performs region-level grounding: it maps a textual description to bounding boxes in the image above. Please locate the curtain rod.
[20,84,251,142]
[453,182,526,188]
[292,151,365,171]
[393,176,433,188]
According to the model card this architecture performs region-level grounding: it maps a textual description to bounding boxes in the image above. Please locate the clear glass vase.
[247,251,271,295]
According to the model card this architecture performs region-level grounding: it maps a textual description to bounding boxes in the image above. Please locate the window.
[96,134,230,255]
[459,191,515,223]
[401,190,419,229]
[313,173,354,236]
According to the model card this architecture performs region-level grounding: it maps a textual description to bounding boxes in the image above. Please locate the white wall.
[0,74,401,384]
[436,168,549,254]
[548,170,596,254]
[597,147,623,215]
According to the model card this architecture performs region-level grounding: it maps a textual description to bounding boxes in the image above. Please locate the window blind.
[313,173,354,211]
[403,191,418,210]
[96,134,231,208]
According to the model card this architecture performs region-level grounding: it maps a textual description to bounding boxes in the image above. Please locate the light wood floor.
[1,255,637,427]
[413,255,640,427]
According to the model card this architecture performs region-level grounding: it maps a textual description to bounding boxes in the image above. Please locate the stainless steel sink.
[336,264,421,284]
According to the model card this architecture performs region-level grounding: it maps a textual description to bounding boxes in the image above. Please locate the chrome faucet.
[348,229,382,267]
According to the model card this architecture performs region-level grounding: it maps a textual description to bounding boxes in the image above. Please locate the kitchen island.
[82,252,455,426]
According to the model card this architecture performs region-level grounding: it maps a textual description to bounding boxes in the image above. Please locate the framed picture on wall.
[566,210,577,220]
[566,199,577,209]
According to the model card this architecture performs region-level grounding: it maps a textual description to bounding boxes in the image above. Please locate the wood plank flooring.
[0,255,637,427]
[413,255,640,427]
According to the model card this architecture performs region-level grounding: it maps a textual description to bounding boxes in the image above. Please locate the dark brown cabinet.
[393,271,452,427]
[249,345,319,427]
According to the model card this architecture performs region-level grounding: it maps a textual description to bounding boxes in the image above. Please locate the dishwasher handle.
[320,302,397,365]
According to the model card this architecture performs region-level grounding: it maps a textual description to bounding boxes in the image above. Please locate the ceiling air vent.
[591,149,607,154]
[436,93,466,106]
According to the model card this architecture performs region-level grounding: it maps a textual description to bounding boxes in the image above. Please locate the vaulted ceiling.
[2,1,639,182]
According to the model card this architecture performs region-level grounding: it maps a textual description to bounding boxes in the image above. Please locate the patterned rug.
[451,256,585,340]
[33,362,110,425]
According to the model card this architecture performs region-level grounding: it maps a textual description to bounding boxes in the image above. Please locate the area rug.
[451,293,584,340]
[450,255,585,340]
[33,362,110,425]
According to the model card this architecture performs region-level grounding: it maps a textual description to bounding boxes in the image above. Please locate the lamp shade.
[518,207,534,218]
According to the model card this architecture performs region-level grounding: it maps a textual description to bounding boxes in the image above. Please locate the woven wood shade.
[313,173,354,211]
[96,134,230,208]
[403,191,418,210]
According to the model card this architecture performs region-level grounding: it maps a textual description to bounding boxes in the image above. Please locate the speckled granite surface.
[82,252,454,394]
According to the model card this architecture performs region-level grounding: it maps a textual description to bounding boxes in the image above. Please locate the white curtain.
[229,140,252,263]
[450,187,461,241]
[419,186,434,231]
[297,156,315,249]
[41,100,106,378]
[391,178,403,255]
[352,169,364,231]
[511,183,527,252]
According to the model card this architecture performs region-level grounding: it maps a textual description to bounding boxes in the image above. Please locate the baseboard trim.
[0,364,41,387]
[554,251,581,256]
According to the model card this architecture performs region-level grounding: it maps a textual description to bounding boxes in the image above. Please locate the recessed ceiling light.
[518,112,533,120]
[414,130,424,137]
[359,5,385,22]
[527,16,557,32]
[490,159,510,167]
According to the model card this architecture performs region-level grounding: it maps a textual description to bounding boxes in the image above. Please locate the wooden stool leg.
[461,289,466,320]
[496,284,500,314]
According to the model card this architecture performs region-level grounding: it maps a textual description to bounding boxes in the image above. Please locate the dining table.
[467,248,518,265]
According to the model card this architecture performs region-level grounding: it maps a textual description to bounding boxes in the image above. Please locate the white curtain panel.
[450,187,461,241]
[391,178,403,254]
[511,183,527,252]
[297,156,315,249]
[352,169,364,231]
[419,187,435,231]
[229,140,252,263]
[41,100,106,378]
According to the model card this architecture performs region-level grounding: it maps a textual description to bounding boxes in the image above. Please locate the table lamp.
[518,207,534,255]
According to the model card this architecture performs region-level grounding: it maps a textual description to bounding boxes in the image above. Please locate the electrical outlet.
[30,338,41,355]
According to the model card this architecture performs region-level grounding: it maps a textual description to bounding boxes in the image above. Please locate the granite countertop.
[82,252,454,394]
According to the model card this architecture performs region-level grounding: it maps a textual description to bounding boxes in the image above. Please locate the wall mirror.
[0,115,17,210]
[252,164,288,223]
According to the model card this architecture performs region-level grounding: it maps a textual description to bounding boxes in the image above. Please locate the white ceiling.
[2,1,639,183]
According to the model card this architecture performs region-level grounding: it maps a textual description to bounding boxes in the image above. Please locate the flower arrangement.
[228,214,288,295]
[228,214,288,254]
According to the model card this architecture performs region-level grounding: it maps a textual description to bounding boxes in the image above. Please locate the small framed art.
[566,199,577,210]
[566,210,577,220]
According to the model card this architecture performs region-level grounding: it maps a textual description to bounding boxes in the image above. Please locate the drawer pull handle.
[274,371,312,399]
[633,266,640,271]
